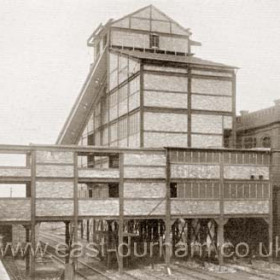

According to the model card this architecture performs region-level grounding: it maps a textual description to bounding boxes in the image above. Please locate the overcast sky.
[0,0,279,145]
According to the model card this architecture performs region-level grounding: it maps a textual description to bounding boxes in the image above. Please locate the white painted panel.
[224,166,269,180]
[131,18,150,30]
[191,134,223,148]
[112,18,130,28]
[111,30,149,49]
[192,78,232,96]
[144,112,188,132]
[144,73,187,92]
[151,20,170,33]
[192,114,223,134]
[192,95,232,112]
[224,201,269,214]
[171,164,220,179]
[144,132,188,147]
[144,91,188,108]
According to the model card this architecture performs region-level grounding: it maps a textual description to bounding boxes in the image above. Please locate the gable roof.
[111,5,191,36]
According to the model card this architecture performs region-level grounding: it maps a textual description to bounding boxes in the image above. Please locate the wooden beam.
[118,153,124,273]
[165,149,171,271]
[232,72,237,147]
[140,63,144,147]
[187,66,192,147]
[73,152,79,270]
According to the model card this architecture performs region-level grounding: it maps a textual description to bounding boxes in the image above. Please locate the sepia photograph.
[0,0,280,279]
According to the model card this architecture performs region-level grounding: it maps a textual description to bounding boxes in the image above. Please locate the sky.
[0,0,280,145]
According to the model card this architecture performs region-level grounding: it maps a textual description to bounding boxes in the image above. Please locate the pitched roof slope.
[113,49,237,69]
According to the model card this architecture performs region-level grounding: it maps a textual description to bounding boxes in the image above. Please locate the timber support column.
[25,226,30,272]
[86,219,90,242]
[118,153,124,274]
[73,152,79,271]
[65,221,70,264]
[165,149,171,273]
[216,218,225,266]
[217,150,226,266]
[30,150,36,278]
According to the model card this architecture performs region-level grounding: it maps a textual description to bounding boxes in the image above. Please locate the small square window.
[150,34,159,49]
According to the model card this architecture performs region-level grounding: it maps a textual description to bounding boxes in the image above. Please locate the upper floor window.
[244,137,256,149]
[150,34,159,49]
[262,136,271,148]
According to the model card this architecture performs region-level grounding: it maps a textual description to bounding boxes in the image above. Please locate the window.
[170,183,177,198]
[223,129,231,148]
[150,34,159,49]
[0,183,30,198]
[262,136,271,148]
[109,155,119,168]
[89,189,93,198]
[108,184,119,198]
[244,137,256,149]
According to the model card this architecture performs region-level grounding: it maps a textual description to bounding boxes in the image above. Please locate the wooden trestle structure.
[0,144,276,277]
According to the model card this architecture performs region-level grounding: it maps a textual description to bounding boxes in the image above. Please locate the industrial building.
[0,5,278,279]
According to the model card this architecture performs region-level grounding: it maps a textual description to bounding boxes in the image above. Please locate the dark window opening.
[150,34,159,49]
[223,129,232,148]
[26,183,31,197]
[87,134,94,146]
[170,183,177,198]
[250,175,255,180]
[109,183,119,198]
[259,175,264,180]
[262,136,271,148]
[109,155,119,168]
[244,137,257,149]
[88,189,93,198]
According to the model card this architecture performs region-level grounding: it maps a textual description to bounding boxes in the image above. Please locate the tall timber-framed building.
[0,5,276,277]
[57,5,237,149]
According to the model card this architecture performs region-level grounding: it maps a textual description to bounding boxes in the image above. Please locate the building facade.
[57,5,237,149]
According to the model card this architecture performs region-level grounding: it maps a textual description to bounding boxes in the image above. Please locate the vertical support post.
[73,152,79,270]
[30,150,36,278]
[218,151,225,266]
[269,151,273,263]
[81,220,84,239]
[217,219,224,266]
[187,219,192,259]
[187,66,192,147]
[139,63,144,147]
[232,71,237,147]
[25,226,30,272]
[118,153,124,274]
[87,220,90,242]
[165,149,171,271]
[65,221,70,264]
